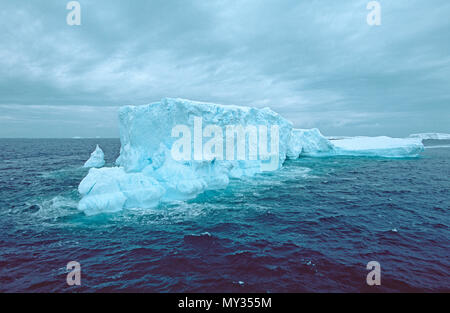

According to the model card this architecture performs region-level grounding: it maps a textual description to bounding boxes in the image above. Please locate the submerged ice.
[78,98,424,215]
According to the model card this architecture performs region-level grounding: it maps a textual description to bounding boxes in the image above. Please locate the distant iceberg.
[326,136,352,140]
[332,136,424,158]
[77,98,425,215]
[409,133,450,140]
[83,145,105,168]
[288,129,423,158]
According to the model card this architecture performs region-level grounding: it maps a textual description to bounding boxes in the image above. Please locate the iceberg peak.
[83,145,106,168]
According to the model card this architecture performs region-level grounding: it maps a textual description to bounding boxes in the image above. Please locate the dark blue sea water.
[0,138,448,292]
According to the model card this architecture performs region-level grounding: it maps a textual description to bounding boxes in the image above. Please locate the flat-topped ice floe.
[331,136,424,158]
[287,130,424,158]
[83,145,105,168]
[409,133,450,140]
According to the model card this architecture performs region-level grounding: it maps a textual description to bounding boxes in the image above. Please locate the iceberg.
[288,130,424,158]
[78,167,165,215]
[83,145,105,168]
[77,98,425,215]
[332,136,424,158]
[289,128,336,157]
[286,130,303,159]
[409,133,450,140]
[326,136,352,140]
[78,98,292,215]
[115,98,292,172]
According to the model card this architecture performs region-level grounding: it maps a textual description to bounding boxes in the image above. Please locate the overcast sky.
[0,0,449,138]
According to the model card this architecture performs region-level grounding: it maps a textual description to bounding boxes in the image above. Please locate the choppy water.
[0,138,448,292]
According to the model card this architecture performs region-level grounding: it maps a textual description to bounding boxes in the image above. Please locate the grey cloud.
[0,0,449,137]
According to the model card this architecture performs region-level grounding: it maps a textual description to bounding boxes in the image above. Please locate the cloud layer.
[0,0,449,137]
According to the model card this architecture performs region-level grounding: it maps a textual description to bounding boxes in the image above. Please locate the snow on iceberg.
[332,136,424,158]
[78,98,292,215]
[83,145,105,168]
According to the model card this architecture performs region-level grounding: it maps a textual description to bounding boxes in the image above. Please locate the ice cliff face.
[116,98,292,172]
[289,128,336,157]
[78,98,425,215]
[78,167,164,215]
[83,145,105,168]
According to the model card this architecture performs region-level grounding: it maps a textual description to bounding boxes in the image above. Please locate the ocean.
[0,138,448,292]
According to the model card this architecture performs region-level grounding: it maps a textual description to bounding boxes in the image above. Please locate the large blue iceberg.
[78,98,424,215]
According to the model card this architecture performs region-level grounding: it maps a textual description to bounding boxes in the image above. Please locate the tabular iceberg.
[331,136,424,158]
[288,129,424,158]
[78,98,425,215]
[83,145,105,168]
[409,133,450,140]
